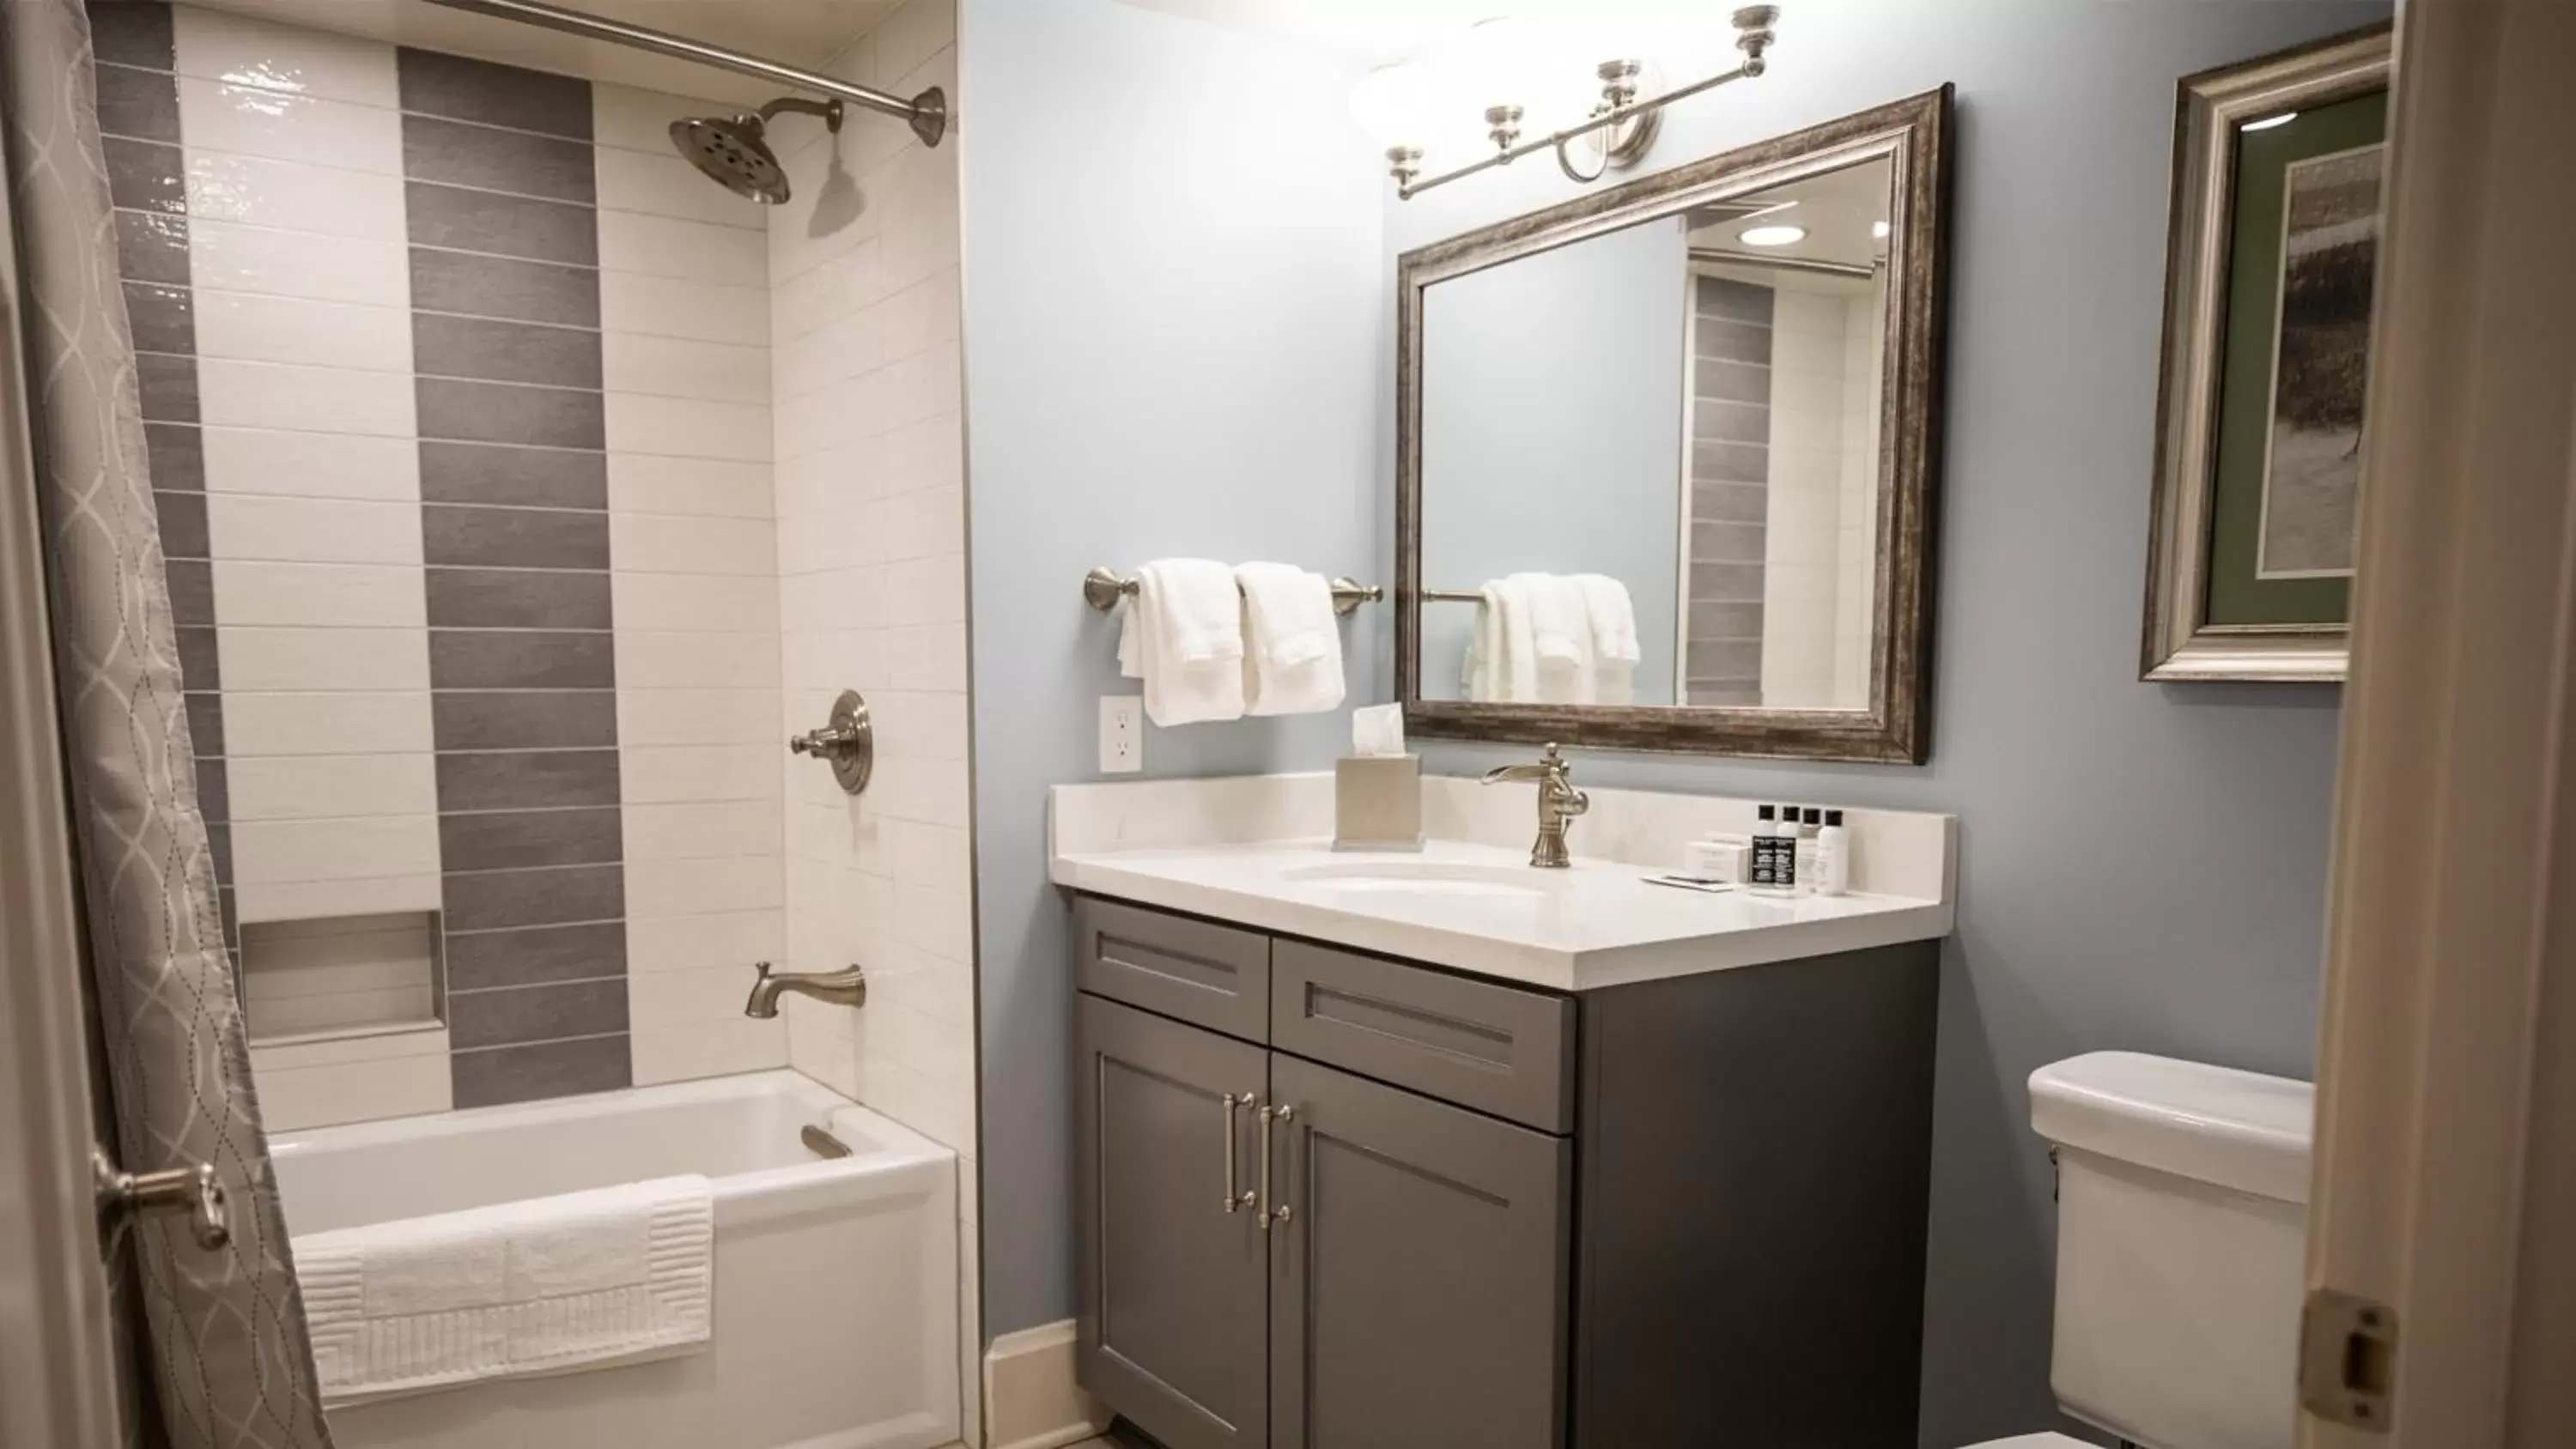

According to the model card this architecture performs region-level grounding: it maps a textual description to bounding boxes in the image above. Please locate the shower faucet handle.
[788,689,873,796]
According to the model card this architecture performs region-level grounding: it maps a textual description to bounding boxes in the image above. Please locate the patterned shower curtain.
[1,1,334,1445]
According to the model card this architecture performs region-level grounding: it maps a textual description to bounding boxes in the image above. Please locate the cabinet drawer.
[1077,895,1271,1042]
[1270,940,1575,1133]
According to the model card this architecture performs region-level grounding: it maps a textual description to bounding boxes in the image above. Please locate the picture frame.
[2141,24,2392,682]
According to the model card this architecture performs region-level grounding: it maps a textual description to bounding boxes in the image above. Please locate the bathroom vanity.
[1054,774,1955,1449]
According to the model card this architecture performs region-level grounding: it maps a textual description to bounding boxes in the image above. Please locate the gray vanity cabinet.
[1074,995,1273,1449]
[1267,1053,1569,1449]
[1072,892,1940,1449]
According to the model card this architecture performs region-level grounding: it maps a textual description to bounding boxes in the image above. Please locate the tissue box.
[1334,755,1423,852]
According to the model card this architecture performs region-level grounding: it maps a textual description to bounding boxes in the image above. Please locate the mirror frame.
[1395,87,1953,763]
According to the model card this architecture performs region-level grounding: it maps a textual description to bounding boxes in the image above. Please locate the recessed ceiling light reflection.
[1740,224,1807,247]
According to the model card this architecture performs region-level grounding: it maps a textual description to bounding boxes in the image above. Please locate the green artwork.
[2202,89,2387,629]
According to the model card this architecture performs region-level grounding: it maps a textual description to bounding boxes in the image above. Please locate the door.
[1075,994,1272,1449]
[2300,3,2576,1444]
[1267,1053,1571,1449]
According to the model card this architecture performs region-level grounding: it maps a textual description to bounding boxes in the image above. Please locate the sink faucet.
[744,961,868,1018]
[1482,743,1590,869]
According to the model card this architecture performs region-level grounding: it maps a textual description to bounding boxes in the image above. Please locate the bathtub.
[269,1071,960,1449]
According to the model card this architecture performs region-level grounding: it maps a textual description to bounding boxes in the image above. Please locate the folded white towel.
[296,1175,714,1408]
[1235,562,1345,716]
[1463,578,1543,703]
[1570,573,1639,706]
[1115,559,1244,726]
[1514,573,1595,705]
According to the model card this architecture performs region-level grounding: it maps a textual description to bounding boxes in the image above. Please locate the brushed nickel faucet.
[1483,743,1590,869]
[744,961,867,1018]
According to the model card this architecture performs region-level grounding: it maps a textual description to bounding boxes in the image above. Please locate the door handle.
[1257,1102,1296,1233]
[93,1147,228,1251]
[1220,1092,1256,1215]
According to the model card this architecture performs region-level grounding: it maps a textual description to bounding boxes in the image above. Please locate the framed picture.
[2142,25,2391,682]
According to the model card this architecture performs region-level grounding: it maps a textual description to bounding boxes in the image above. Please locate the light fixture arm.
[1395,5,1779,201]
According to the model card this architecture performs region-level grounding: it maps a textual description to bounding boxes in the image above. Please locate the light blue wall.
[959,0,1385,1345]
[1384,4,2380,1442]
[1419,218,1686,701]
[964,4,2384,1446]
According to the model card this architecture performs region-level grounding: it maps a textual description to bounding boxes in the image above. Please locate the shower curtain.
[1,1,334,1445]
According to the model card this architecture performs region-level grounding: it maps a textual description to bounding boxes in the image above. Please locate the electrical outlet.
[1099,695,1143,773]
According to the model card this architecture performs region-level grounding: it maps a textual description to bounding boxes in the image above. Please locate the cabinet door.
[1076,995,1271,1449]
[1267,1054,1571,1449]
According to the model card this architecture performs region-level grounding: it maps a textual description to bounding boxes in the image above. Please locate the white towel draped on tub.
[297,1174,715,1408]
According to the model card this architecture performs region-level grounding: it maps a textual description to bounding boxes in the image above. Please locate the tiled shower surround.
[91,3,787,1123]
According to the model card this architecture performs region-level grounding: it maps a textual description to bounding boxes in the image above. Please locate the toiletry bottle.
[1794,808,1823,895]
[1751,805,1778,889]
[1771,804,1797,893]
[1815,809,1850,896]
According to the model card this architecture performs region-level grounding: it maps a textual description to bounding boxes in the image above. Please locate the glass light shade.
[1351,60,1437,150]
[1445,15,1551,113]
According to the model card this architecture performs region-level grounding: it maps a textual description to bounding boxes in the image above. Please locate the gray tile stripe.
[450,1034,631,1109]
[1688,277,1773,705]
[390,58,626,1105]
[398,47,594,142]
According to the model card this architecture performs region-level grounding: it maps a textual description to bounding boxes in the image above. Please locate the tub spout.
[744,961,867,1018]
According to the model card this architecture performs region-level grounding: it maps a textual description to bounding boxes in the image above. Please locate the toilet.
[1972,1051,2317,1449]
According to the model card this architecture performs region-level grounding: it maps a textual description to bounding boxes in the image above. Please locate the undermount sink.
[1279,859,1557,899]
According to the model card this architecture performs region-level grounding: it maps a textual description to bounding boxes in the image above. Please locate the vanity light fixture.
[2242,111,2300,131]
[1373,5,1780,201]
[1740,224,1807,246]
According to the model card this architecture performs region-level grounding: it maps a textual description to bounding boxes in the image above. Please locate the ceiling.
[1686,158,1893,273]
[188,0,902,104]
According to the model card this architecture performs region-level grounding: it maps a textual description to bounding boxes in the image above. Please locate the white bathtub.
[269,1071,960,1449]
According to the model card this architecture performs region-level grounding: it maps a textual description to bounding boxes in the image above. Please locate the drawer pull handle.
[1221,1092,1255,1215]
[1258,1103,1296,1232]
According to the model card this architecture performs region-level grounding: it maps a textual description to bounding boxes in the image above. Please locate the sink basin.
[1279,860,1554,900]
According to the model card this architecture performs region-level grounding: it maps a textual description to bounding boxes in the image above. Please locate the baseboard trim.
[984,1321,1107,1449]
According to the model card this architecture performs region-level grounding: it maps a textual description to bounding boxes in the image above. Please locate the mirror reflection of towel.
[1461,573,1637,705]
[1570,574,1639,706]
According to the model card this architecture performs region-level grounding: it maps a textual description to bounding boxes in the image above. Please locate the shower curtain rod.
[421,0,948,146]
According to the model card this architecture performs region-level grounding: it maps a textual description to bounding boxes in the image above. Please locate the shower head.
[670,96,841,205]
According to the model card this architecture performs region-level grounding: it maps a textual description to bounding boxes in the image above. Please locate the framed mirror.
[1396,89,1953,762]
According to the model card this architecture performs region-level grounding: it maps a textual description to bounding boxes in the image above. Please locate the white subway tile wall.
[99,3,784,1120]
[764,2,977,1436]
[593,67,787,1088]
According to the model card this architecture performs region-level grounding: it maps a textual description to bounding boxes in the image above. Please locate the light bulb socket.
[1484,103,1525,154]
[1595,58,1645,108]
[1734,5,1779,68]
[1385,145,1425,186]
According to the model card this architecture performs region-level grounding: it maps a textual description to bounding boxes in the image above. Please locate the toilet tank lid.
[2029,1052,2314,1203]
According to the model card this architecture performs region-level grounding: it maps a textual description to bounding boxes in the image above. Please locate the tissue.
[1352,704,1406,758]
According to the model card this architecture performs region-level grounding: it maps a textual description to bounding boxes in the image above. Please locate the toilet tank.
[2030,1052,2313,1449]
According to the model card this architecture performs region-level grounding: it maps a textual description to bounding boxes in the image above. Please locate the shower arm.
[420,0,946,147]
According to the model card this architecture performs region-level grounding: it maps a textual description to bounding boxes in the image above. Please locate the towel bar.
[1083,567,1382,617]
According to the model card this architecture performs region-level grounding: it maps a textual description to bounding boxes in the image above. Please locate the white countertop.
[1048,836,1952,993]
